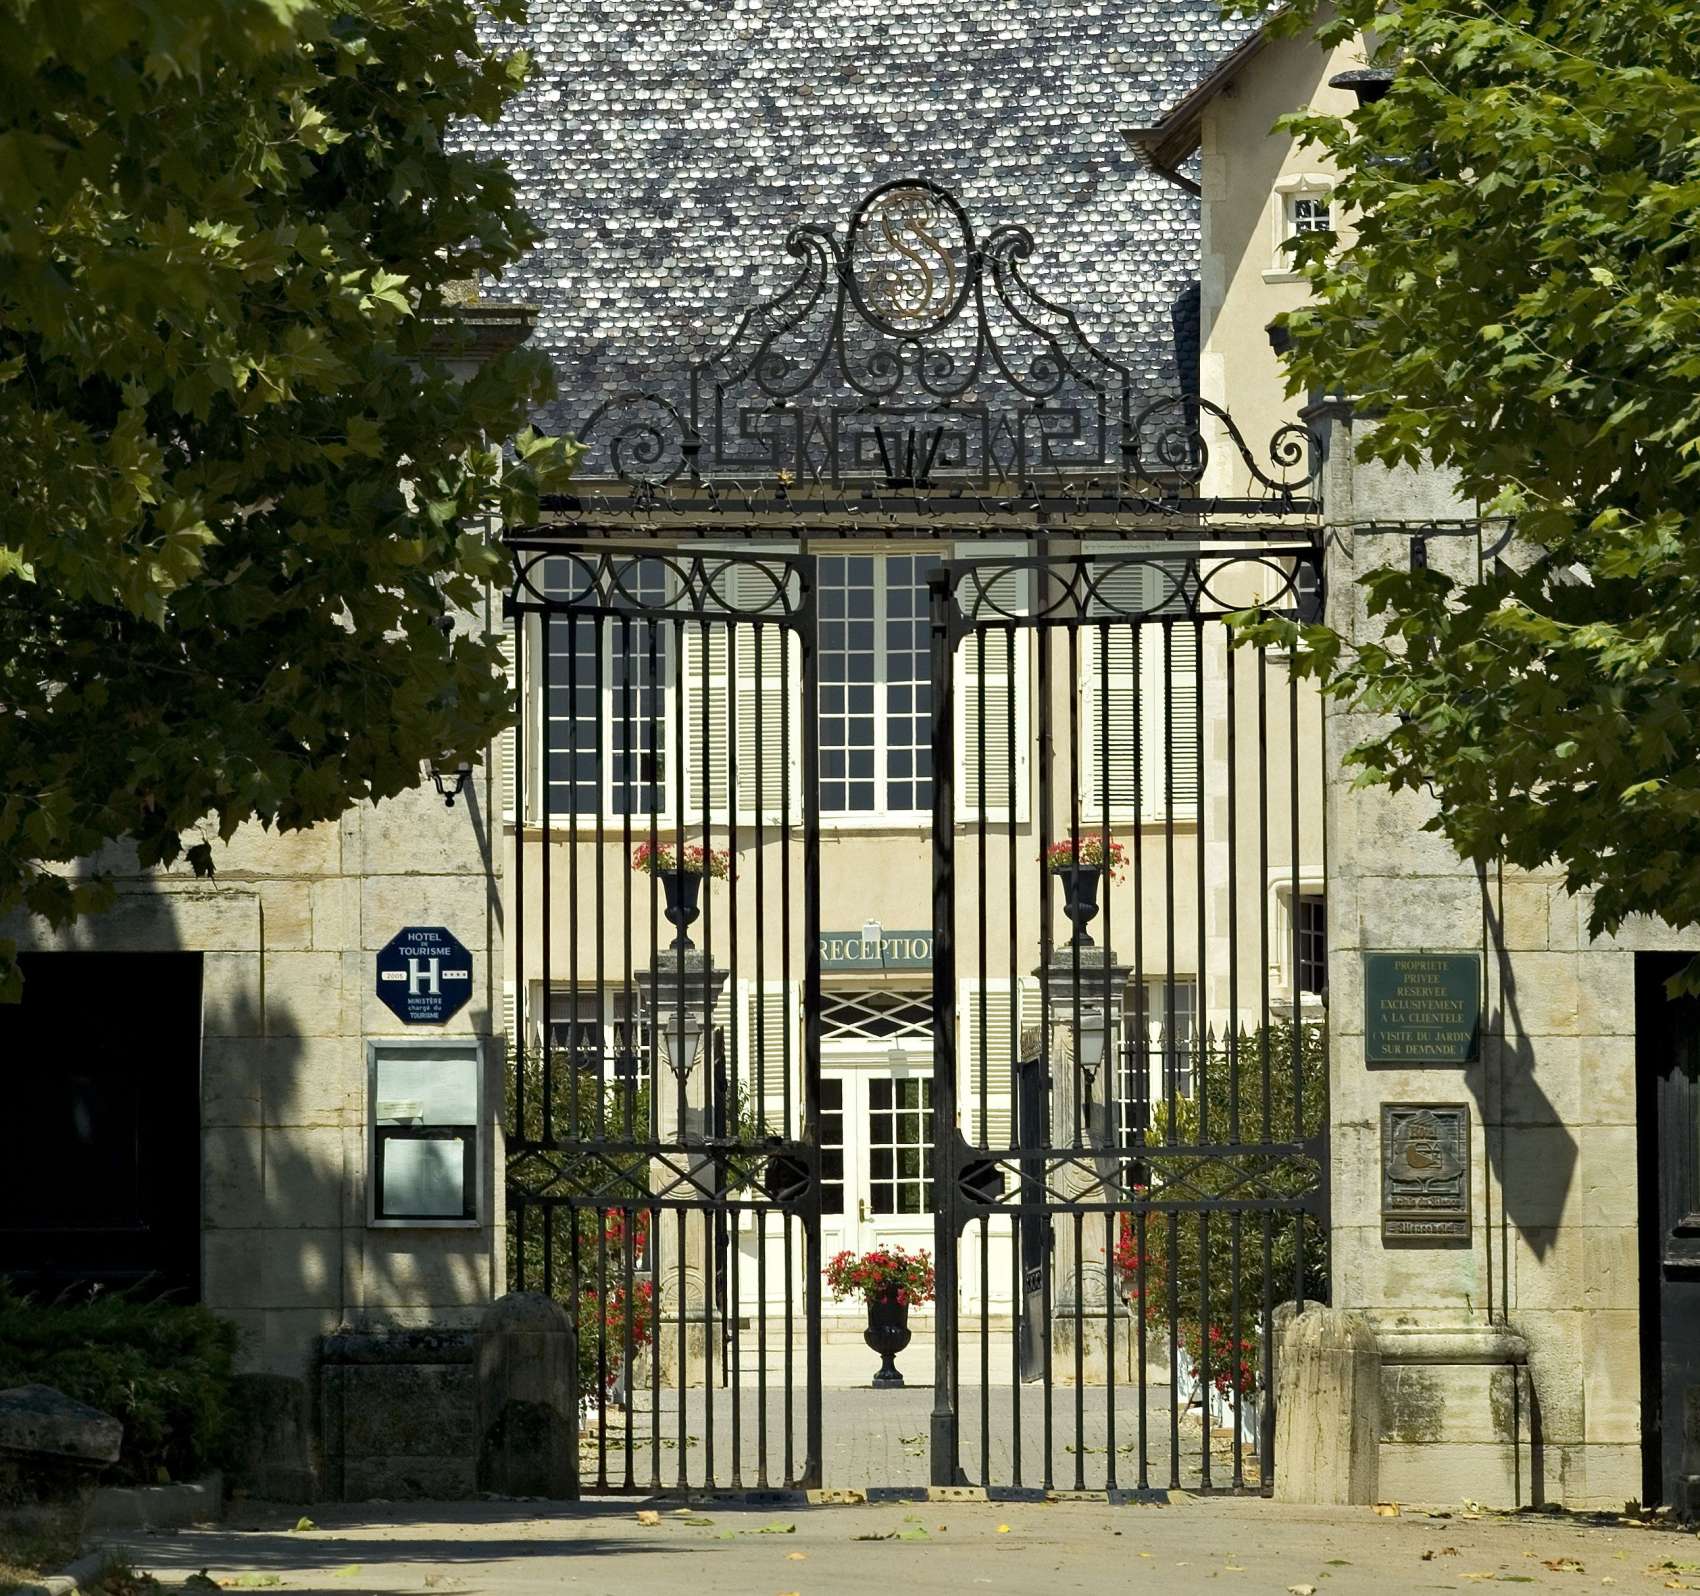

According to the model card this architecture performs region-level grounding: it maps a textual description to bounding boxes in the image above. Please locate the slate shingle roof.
[456,2,1256,465]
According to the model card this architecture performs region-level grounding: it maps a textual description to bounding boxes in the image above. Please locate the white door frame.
[821,1041,933,1317]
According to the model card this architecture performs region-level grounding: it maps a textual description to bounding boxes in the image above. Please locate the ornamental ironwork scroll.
[564,179,1324,518]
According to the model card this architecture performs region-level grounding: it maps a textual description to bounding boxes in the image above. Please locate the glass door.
[820,1066,934,1316]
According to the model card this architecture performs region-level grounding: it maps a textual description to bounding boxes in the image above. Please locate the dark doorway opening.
[0,952,203,1302]
[1637,952,1700,1512]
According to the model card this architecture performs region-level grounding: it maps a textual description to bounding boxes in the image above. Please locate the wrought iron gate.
[501,178,1329,1498]
[504,543,825,1492]
[926,548,1328,1495]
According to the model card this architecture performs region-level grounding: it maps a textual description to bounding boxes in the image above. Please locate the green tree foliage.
[1229,0,1700,970]
[1117,1019,1327,1392]
[0,1284,239,1484]
[0,0,578,997]
[505,1048,771,1398]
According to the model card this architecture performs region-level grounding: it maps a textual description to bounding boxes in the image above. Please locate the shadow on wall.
[1475,890,1577,1264]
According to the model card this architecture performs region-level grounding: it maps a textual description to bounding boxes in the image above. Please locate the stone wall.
[1316,402,1690,1509]
[2,594,507,1497]
[319,1329,477,1501]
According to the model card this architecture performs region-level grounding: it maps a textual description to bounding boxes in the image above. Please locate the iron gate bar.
[504,543,824,1494]
[929,545,1328,1497]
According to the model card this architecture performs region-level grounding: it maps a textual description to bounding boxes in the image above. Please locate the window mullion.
[874,558,890,812]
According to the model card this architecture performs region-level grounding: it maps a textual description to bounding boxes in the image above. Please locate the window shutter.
[1082,558,1154,820]
[744,980,795,1135]
[500,622,520,823]
[954,544,1030,824]
[734,606,798,821]
[1083,549,1201,821]
[960,978,1033,1148]
[682,614,732,820]
[503,981,518,1063]
[686,554,798,824]
[1159,618,1201,820]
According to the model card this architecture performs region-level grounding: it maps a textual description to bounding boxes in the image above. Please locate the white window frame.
[1266,174,1334,283]
[1268,870,1328,1014]
[815,548,943,828]
[367,1037,484,1230]
[520,542,1034,831]
[1117,976,1199,1147]
[526,549,803,830]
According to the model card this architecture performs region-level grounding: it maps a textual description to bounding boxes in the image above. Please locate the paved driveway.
[120,1496,1688,1596]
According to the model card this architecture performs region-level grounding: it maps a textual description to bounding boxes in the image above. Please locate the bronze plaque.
[1364,952,1481,1064]
[1381,1103,1471,1242]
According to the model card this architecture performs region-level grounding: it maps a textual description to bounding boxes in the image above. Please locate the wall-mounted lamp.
[426,609,472,806]
[429,758,473,808]
[1074,1001,1111,1094]
[1328,67,1394,108]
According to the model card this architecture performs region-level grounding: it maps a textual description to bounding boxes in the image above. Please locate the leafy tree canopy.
[0,0,578,997]
[1230,0,1700,968]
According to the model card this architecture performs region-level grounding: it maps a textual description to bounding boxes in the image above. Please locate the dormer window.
[1288,194,1331,237]
[1266,175,1336,282]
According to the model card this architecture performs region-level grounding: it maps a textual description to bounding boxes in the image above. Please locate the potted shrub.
[631,840,729,950]
[824,1247,936,1388]
[1044,836,1127,947]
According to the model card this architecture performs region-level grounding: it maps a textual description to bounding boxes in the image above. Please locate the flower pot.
[1053,863,1103,947]
[864,1293,912,1388]
[661,869,703,950]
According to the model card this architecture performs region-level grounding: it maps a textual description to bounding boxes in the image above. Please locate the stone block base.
[1274,1307,1381,1505]
[1374,1325,1529,1509]
[319,1329,477,1502]
[1050,1309,1135,1387]
[226,1373,317,1501]
[656,1318,728,1388]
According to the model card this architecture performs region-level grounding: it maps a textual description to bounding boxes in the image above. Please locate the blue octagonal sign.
[375,926,473,1025]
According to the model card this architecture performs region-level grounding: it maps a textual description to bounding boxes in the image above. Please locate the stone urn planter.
[1054,863,1103,947]
[660,870,702,950]
[864,1294,913,1389]
[1044,839,1126,949]
[631,842,729,952]
[824,1246,935,1391]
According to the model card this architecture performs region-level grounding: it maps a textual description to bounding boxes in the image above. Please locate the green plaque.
[1363,952,1481,1065]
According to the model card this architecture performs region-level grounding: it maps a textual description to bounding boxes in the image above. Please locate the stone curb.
[90,1475,223,1534]
[13,1541,125,1596]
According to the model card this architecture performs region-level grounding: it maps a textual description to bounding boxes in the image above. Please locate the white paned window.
[547,988,653,1096]
[1081,549,1201,822]
[867,1075,933,1215]
[534,552,799,826]
[1288,194,1331,236]
[529,547,1032,827]
[818,552,940,815]
[820,1076,846,1216]
[1118,978,1199,1145]
[542,555,671,822]
[1297,894,1327,997]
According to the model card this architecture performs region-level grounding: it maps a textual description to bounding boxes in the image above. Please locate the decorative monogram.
[851,183,966,331]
